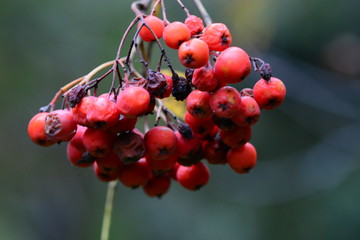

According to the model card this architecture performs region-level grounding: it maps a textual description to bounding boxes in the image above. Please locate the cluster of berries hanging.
[27,0,286,198]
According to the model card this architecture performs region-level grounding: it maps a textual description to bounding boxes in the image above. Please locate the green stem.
[100,181,118,240]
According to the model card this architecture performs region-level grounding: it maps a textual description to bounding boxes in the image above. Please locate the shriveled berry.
[28,112,56,147]
[44,109,77,142]
[113,131,145,163]
[172,74,192,101]
[192,66,218,92]
[201,23,232,51]
[147,70,168,98]
[184,15,204,35]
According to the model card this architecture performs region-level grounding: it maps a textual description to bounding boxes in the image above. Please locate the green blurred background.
[1,0,360,239]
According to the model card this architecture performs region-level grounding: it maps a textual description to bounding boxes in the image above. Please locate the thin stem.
[193,0,212,26]
[176,0,191,16]
[100,181,118,240]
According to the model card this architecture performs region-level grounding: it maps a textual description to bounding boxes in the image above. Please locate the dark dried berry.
[172,74,192,101]
[147,70,168,98]
[185,68,194,82]
[114,131,145,163]
[178,122,193,139]
[67,86,87,108]
[259,63,272,81]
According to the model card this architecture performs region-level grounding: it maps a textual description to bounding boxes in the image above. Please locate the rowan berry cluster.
[27,0,286,198]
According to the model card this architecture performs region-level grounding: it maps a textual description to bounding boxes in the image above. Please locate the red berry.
[144,126,178,160]
[184,15,204,35]
[231,96,260,127]
[186,90,212,119]
[203,137,229,164]
[28,112,56,146]
[192,66,218,92]
[253,77,286,110]
[163,21,191,49]
[176,162,210,191]
[72,96,97,127]
[201,23,232,51]
[227,142,257,174]
[67,142,95,168]
[143,174,171,198]
[214,47,251,84]
[175,131,202,159]
[86,96,120,129]
[96,151,124,177]
[45,109,77,142]
[220,125,252,148]
[209,86,242,118]
[184,112,215,137]
[138,15,164,42]
[118,158,152,188]
[82,128,116,158]
[113,131,145,163]
[111,114,137,134]
[178,38,209,69]
[116,86,150,118]
[145,154,177,171]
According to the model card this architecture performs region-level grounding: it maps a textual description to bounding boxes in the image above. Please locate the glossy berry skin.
[184,15,204,35]
[253,77,286,110]
[186,90,212,119]
[184,112,215,137]
[220,125,252,148]
[175,131,202,159]
[28,112,56,146]
[86,96,120,129]
[214,47,251,84]
[231,96,261,127]
[176,162,210,191]
[178,38,209,69]
[138,15,164,42]
[111,114,137,134]
[203,137,229,164]
[163,21,191,49]
[45,109,77,142]
[227,142,257,174]
[145,154,177,171]
[209,86,242,118]
[201,23,232,51]
[192,66,218,92]
[68,125,87,150]
[116,86,150,118]
[96,151,124,177]
[143,174,171,198]
[118,158,152,188]
[67,142,95,168]
[82,128,116,158]
[144,126,178,160]
[72,96,97,127]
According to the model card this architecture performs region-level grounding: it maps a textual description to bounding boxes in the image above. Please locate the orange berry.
[163,21,191,49]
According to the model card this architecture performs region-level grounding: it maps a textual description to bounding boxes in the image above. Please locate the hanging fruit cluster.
[27,0,286,198]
